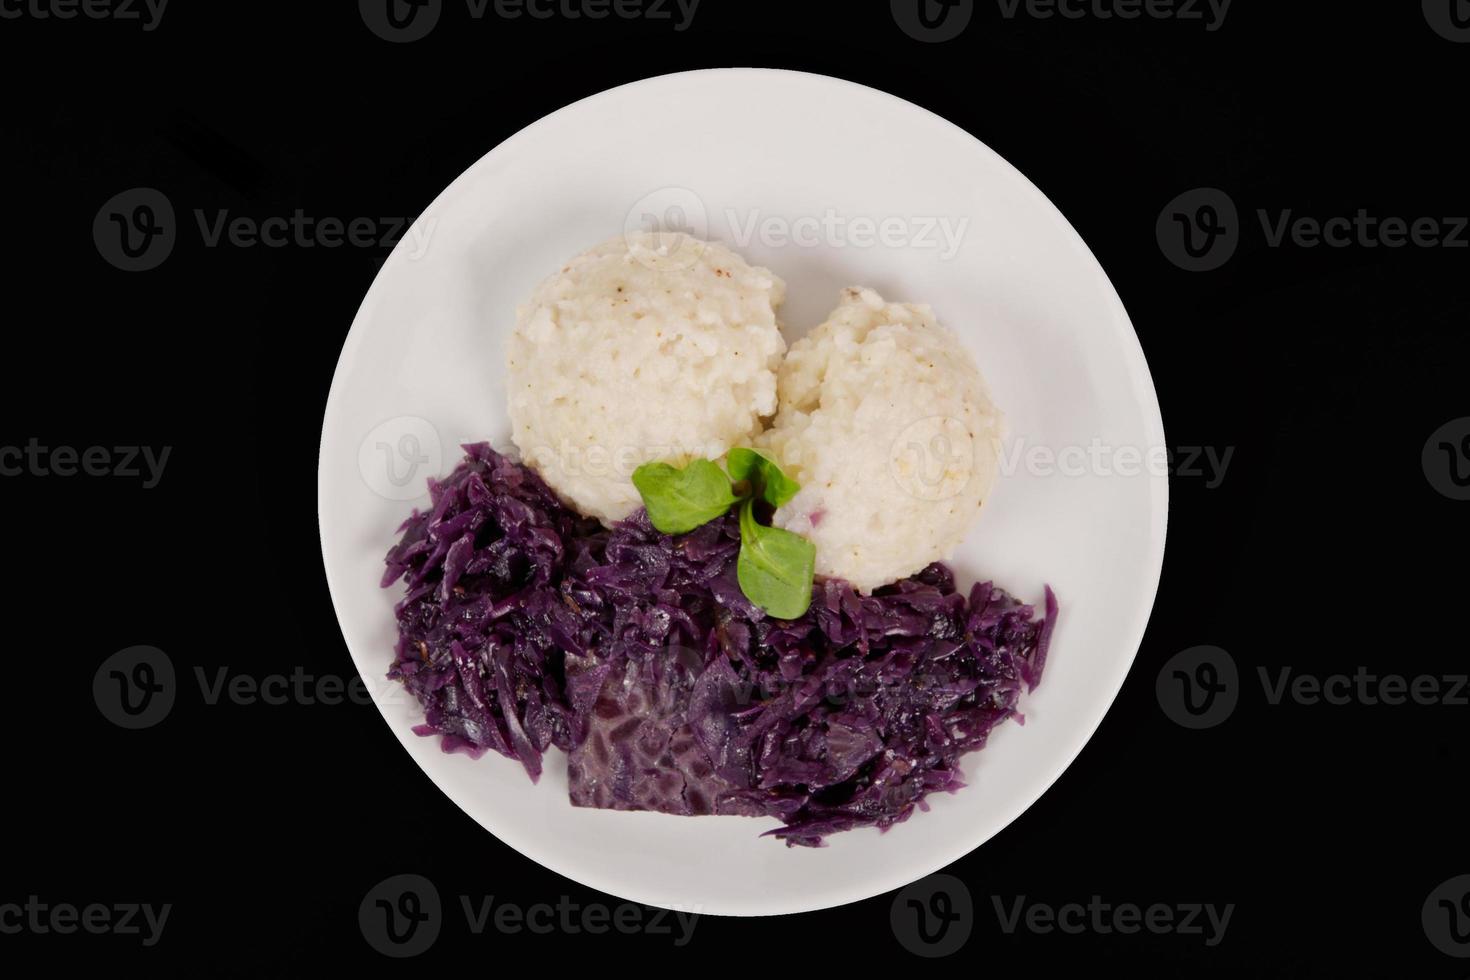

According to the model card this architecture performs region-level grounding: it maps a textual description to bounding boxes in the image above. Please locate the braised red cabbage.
[384,444,1056,846]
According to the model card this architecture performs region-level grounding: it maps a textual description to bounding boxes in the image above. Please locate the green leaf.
[726,447,801,509]
[631,459,739,534]
[736,498,816,619]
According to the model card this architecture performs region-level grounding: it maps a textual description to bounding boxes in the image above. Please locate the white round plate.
[319,69,1167,917]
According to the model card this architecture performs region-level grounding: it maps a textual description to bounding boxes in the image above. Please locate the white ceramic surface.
[319,69,1167,917]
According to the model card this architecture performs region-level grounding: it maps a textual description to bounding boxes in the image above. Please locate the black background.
[2,1,1466,974]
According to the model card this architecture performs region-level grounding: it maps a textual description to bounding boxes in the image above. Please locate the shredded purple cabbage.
[383,444,1056,846]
